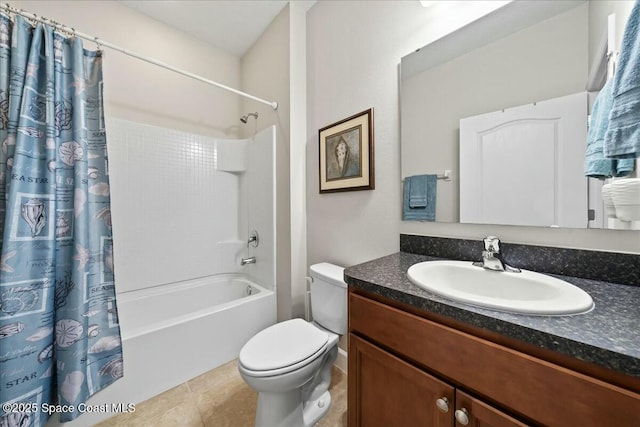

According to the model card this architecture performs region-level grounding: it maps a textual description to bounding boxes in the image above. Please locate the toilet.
[238,262,347,427]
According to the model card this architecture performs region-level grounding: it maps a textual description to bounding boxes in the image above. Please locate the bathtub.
[50,274,275,426]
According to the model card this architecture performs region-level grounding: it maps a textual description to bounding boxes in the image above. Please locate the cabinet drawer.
[349,292,640,427]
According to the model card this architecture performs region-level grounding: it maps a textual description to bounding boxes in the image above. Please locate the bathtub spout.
[241,256,256,266]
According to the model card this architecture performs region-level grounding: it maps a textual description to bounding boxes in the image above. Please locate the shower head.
[240,112,259,123]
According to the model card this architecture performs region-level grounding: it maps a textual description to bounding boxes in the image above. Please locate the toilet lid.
[239,318,329,371]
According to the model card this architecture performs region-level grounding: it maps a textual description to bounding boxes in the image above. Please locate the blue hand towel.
[403,175,437,221]
[585,79,635,178]
[604,0,640,160]
[408,174,429,208]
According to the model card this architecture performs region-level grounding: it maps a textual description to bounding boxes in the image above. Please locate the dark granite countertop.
[345,252,640,379]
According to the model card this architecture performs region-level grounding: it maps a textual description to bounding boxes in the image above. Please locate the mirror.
[400,0,638,230]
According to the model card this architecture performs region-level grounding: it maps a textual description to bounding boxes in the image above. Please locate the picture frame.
[318,108,374,193]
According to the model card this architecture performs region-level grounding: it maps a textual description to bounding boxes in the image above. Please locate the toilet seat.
[239,319,329,377]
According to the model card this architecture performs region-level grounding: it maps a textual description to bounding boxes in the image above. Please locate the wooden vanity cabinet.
[349,333,525,427]
[348,291,640,427]
[349,333,454,426]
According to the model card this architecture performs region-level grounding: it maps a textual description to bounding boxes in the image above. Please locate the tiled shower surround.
[108,119,241,292]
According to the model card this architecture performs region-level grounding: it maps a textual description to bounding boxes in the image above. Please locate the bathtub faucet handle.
[241,256,256,266]
[248,230,259,248]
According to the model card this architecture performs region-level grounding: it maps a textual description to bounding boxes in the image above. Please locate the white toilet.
[238,262,347,427]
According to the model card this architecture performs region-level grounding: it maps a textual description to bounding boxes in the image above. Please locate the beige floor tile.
[199,396,257,426]
[99,401,203,427]
[97,360,347,427]
[188,359,241,394]
[98,383,192,426]
[152,400,204,427]
[96,409,145,427]
[96,405,143,426]
[134,383,192,417]
[194,375,257,427]
[317,367,348,427]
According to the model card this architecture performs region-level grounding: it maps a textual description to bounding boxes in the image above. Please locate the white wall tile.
[108,119,242,293]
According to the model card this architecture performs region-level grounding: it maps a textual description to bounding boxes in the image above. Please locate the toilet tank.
[309,263,347,335]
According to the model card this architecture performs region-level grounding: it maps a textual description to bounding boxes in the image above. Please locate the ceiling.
[119,0,290,56]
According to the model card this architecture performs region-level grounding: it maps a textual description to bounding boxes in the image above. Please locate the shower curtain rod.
[0,3,279,110]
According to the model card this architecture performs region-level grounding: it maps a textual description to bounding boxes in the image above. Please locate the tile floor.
[97,360,347,427]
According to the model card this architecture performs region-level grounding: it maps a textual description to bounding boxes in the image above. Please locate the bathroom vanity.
[345,246,640,427]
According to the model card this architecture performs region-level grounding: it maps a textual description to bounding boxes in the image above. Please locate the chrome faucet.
[240,256,256,266]
[473,236,521,273]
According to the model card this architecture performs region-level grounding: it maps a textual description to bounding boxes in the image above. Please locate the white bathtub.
[50,274,275,426]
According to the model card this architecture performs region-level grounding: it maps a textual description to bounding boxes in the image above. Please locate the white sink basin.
[407,261,593,315]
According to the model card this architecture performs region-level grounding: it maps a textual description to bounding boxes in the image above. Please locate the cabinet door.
[454,390,530,427]
[348,333,455,427]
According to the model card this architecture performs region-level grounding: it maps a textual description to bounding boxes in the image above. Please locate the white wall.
[307,1,511,268]
[14,0,242,137]
[289,2,314,319]
[307,0,639,266]
[241,6,293,321]
[241,3,314,321]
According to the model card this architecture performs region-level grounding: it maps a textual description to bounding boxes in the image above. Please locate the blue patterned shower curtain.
[0,15,122,425]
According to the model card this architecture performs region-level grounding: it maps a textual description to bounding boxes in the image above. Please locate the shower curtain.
[0,15,122,425]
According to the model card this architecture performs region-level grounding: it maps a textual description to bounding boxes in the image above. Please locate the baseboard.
[334,347,347,373]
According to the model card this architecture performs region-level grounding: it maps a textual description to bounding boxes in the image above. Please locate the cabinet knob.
[435,397,449,413]
[455,408,470,425]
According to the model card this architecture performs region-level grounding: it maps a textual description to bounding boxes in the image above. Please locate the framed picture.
[318,108,374,193]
